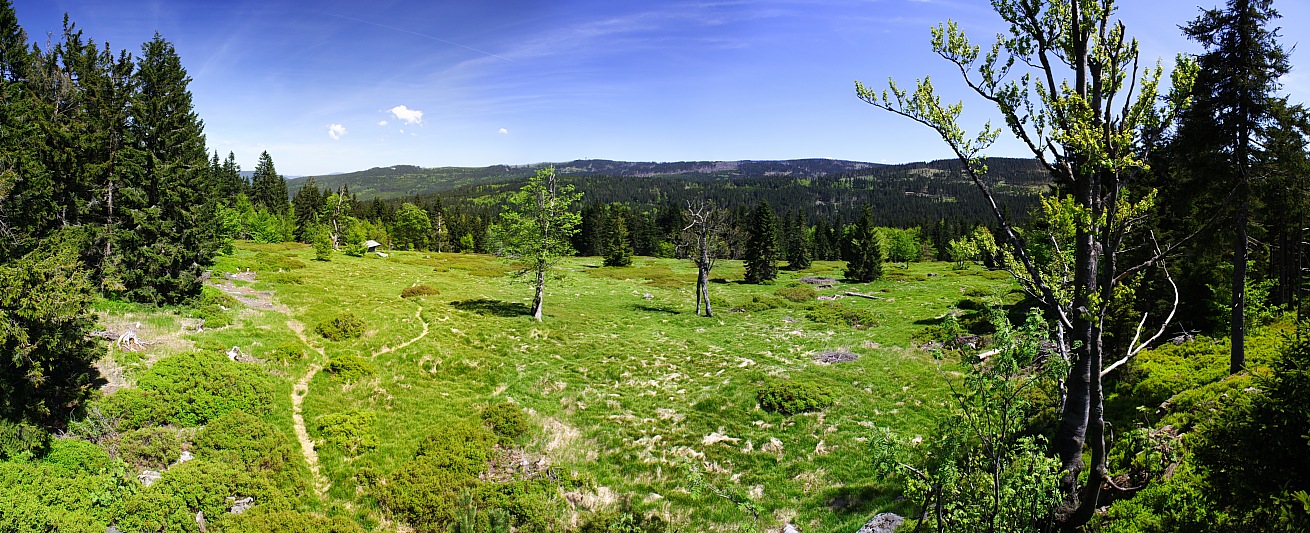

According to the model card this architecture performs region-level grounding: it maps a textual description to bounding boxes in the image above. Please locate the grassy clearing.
[89,243,1016,531]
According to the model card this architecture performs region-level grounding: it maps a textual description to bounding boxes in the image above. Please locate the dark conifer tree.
[249,150,288,214]
[292,177,325,242]
[744,200,779,283]
[844,205,883,282]
[785,209,811,270]
[603,212,634,267]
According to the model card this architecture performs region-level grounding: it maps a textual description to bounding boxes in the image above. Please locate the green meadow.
[92,242,1018,532]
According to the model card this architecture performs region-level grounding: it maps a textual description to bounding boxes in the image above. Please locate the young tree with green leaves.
[393,202,431,251]
[744,201,780,283]
[292,177,325,242]
[843,205,883,283]
[495,168,582,322]
[858,0,1195,526]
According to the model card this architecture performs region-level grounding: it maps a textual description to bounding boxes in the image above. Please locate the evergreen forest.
[1,0,1308,532]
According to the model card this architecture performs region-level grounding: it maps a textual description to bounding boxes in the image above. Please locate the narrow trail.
[372,305,429,358]
[288,319,331,499]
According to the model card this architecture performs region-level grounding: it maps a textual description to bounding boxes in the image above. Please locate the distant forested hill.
[291,157,1051,227]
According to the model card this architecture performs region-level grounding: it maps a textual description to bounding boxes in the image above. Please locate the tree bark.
[531,266,545,322]
[1232,192,1247,373]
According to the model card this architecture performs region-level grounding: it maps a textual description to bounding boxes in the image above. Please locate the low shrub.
[807,301,879,329]
[193,410,297,474]
[263,272,304,285]
[775,284,817,303]
[481,402,530,445]
[316,312,366,341]
[324,354,375,381]
[223,509,365,533]
[189,286,239,329]
[105,351,276,428]
[757,381,834,415]
[117,426,182,470]
[738,294,787,312]
[267,342,304,364]
[401,285,441,298]
[316,410,378,456]
[374,419,497,530]
[579,496,672,533]
[43,438,115,474]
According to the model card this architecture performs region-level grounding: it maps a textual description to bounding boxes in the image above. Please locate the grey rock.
[856,512,904,533]
[137,470,162,487]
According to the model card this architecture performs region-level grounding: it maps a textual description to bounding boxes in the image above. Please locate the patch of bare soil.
[209,277,289,313]
[482,447,552,483]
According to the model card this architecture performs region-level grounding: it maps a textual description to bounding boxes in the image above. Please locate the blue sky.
[12,0,1310,176]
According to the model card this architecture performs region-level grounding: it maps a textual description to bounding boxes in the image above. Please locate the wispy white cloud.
[377,120,389,126]
[498,127,508,134]
[328,123,347,140]
[390,105,424,125]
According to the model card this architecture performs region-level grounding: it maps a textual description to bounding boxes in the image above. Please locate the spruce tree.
[603,212,634,267]
[1177,0,1291,373]
[785,209,811,270]
[120,33,217,303]
[292,177,325,242]
[744,200,779,283]
[843,205,883,282]
[249,151,288,214]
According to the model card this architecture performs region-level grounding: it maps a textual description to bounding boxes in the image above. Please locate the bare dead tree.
[677,198,729,317]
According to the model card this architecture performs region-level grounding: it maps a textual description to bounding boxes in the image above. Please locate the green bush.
[757,381,834,415]
[481,402,530,445]
[401,284,441,298]
[807,301,879,329]
[316,312,366,341]
[43,438,115,474]
[374,419,497,531]
[0,419,50,461]
[223,509,365,533]
[249,252,306,271]
[324,354,375,381]
[193,410,297,474]
[114,458,295,533]
[775,284,817,303]
[104,351,276,428]
[117,426,182,470]
[738,294,787,312]
[267,342,305,364]
[316,410,378,456]
[189,286,239,329]
[313,231,333,261]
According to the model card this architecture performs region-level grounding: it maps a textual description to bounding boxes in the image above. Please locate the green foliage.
[744,201,780,284]
[807,301,879,329]
[223,509,366,533]
[395,202,433,251]
[493,167,583,321]
[249,151,289,214]
[316,311,366,340]
[603,214,635,267]
[757,381,834,415]
[267,341,305,363]
[1190,336,1310,529]
[402,284,442,298]
[0,418,51,461]
[775,284,816,303]
[737,294,787,312]
[480,402,530,445]
[843,205,884,282]
[869,309,1063,532]
[0,242,103,425]
[0,459,127,532]
[316,409,378,456]
[43,438,115,475]
[375,419,497,531]
[324,354,375,381]
[116,426,182,469]
[193,409,298,475]
[104,351,276,428]
[189,285,239,328]
[314,228,334,261]
[114,457,295,533]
